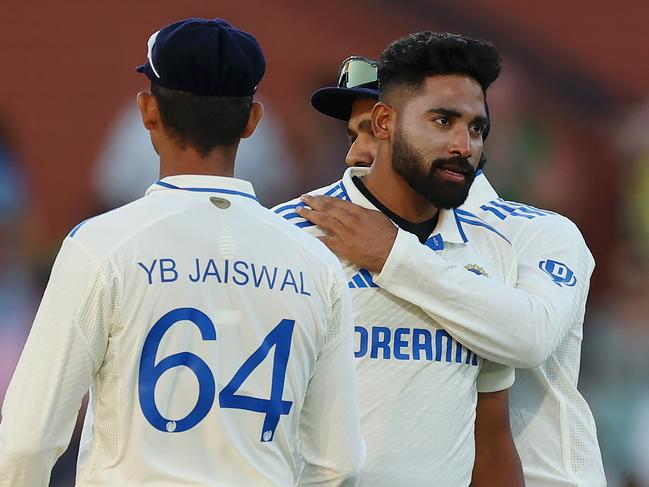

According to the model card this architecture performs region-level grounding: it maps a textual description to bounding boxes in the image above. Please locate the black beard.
[391,130,476,209]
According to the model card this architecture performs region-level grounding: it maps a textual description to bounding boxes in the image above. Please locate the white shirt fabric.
[377,171,606,487]
[0,175,365,487]
[273,166,516,487]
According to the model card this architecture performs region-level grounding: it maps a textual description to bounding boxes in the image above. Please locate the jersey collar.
[341,166,467,245]
[463,170,499,209]
[145,175,258,201]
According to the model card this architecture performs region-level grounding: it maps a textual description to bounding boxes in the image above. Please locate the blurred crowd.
[1,5,648,487]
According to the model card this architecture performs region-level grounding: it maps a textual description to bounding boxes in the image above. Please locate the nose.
[345,137,376,167]
[448,127,472,159]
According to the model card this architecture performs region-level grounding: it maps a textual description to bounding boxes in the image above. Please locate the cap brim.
[136,62,156,80]
[311,85,379,121]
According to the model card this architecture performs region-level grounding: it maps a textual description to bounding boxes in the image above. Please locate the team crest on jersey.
[539,259,577,287]
[464,264,488,277]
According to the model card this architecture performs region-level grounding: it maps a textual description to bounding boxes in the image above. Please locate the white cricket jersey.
[0,175,365,487]
[376,172,606,486]
[273,167,516,487]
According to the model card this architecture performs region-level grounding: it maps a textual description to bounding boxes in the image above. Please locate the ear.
[371,102,394,141]
[241,101,264,139]
[137,92,160,131]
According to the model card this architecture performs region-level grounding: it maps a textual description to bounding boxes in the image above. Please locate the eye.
[470,123,485,136]
[433,116,450,126]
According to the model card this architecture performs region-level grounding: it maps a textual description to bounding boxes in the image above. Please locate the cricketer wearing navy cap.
[0,17,365,487]
[136,17,265,96]
[311,56,380,168]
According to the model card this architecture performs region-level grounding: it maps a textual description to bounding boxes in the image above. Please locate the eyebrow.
[427,107,488,127]
[347,118,373,139]
[357,119,373,132]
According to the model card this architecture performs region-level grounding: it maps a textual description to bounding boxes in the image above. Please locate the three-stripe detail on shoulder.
[348,268,378,289]
[274,181,350,228]
[454,208,511,244]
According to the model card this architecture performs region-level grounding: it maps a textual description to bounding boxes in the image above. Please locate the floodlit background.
[1,1,648,485]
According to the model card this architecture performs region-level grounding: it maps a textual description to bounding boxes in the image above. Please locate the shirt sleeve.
[477,360,515,393]
[0,237,115,487]
[298,265,365,486]
[375,216,594,369]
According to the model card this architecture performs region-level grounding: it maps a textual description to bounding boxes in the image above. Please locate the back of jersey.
[72,178,362,486]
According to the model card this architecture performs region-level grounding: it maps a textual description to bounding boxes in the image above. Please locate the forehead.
[349,97,376,121]
[403,75,486,117]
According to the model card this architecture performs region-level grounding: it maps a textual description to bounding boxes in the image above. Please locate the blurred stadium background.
[1,1,648,485]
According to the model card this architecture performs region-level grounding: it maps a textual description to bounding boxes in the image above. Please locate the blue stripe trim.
[155,180,258,200]
[324,183,342,197]
[352,274,367,288]
[452,210,469,243]
[479,203,507,220]
[500,200,553,216]
[296,220,315,228]
[338,181,351,201]
[68,204,125,239]
[280,212,303,220]
[273,201,306,214]
[69,218,92,238]
[358,268,378,288]
[488,200,530,214]
[273,181,342,214]
[424,234,445,251]
[516,206,551,217]
[274,201,306,214]
[492,199,555,216]
[455,208,485,219]
[455,209,511,243]
[348,281,356,289]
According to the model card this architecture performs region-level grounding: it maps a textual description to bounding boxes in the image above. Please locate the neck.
[158,141,239,179]
[363,142,439,223]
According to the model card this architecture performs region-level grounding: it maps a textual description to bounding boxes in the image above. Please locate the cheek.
[360,134,378,158]
[407,121,446,149]
[469,139,483,166]
[398,118,445,159]
[415,131,448,160]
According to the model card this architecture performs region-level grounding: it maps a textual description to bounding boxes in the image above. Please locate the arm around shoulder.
[376,217,593,368]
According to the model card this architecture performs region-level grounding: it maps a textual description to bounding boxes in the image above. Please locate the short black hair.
[379,32,502,98]
[152,83,252,155]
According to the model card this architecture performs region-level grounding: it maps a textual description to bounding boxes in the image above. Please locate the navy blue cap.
[311,82,379,121]
[136,18,265,97]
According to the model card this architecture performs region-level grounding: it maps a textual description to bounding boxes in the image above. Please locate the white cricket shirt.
[377,172,606,486]
[274,167,516,487]
[0,175,365,487]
